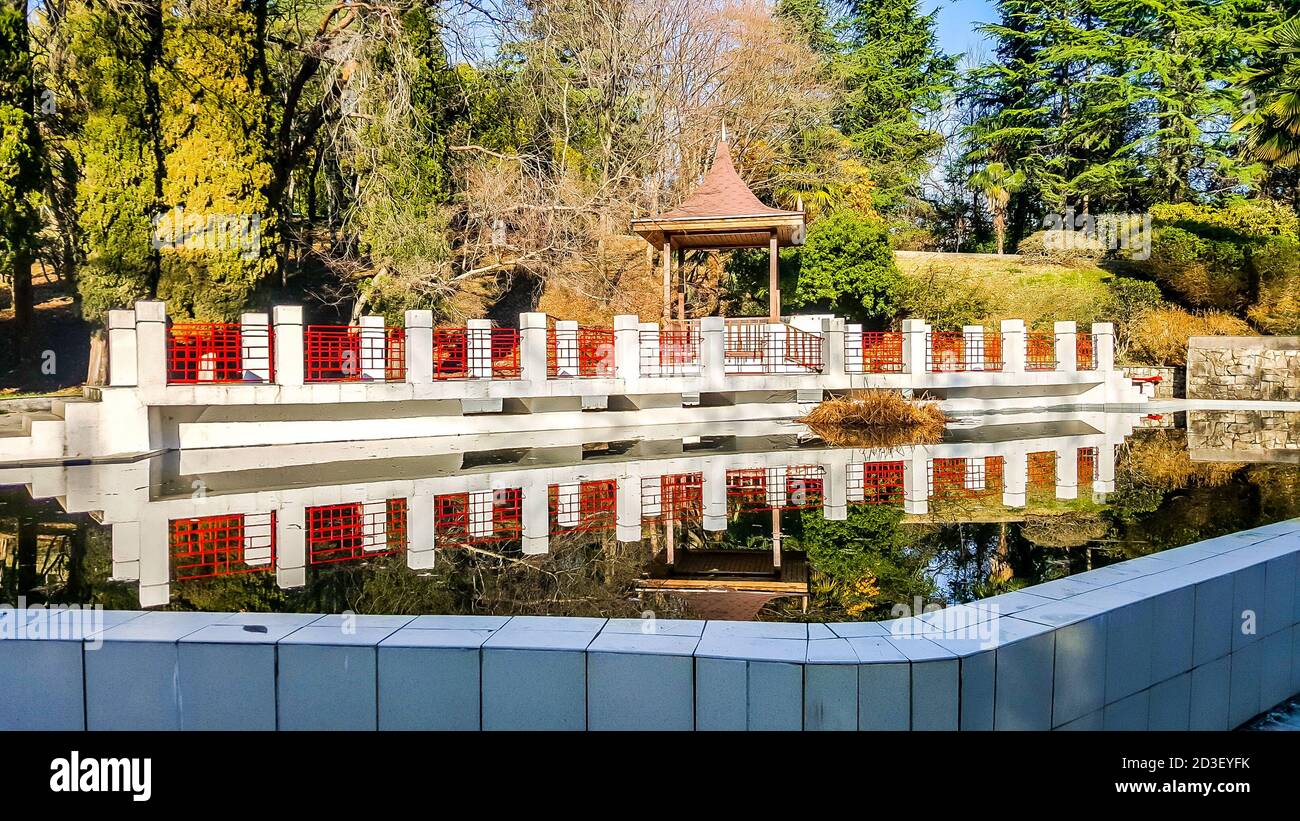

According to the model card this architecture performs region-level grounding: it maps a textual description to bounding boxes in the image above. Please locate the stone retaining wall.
[1188,336,1300,401]
[2,518,1298,731]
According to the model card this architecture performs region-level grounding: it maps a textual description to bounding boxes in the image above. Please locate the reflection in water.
[2,411,1299,622]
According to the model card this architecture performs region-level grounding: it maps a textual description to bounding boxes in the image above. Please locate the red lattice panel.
[548,327,615,378]
[1025,332,1057,371]
[860,332,904,373]
[1027,451,1057,491]
[434,488,523,547]
[304,325,405,382]
[641,473,703,521]
[167,322,273,384]
[550,480,618,534]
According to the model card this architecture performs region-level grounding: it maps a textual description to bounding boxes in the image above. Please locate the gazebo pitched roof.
[631,137,805,251]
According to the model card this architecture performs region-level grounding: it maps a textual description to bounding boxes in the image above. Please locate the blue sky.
[923,0,997,63]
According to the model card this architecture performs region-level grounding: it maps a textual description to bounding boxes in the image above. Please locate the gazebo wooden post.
[768,231,780,322]
[661,238,672,322]
[676,247,686,321]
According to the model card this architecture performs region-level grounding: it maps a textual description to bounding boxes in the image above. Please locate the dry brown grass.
[1128,306,1252,366]
[798,390,946,448]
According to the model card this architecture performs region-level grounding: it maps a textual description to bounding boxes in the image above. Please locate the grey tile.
[405,614,510,631]
[482,648,586,730]
[1051,616,1107,727]
[826,621,890,638]
[1263,553,1297,638]
[1103,689,1149,731]
[178,642,276,730]
[278,643,378,730]
[379,644,480,730]
[588,651,693,731]
[858,662,909,730]
[995,631,1055,730]
[1189,656,1231,731]
[804,664,857,730]
[1232,563,1267,651]
[601,618,705,636]
[748,662,802,731]
[694,635,807,663]
[482,628,596,652]
[1193,575,1233,667]
[1228,642,1263,728]
[958,651,995,731]
[1147,673,1191,730]
[695,657,747,730]
[587,631,700,656]
[702,620,807,640]
[497,615,606,633]
[0,640,84,729]
[912,658,959,730]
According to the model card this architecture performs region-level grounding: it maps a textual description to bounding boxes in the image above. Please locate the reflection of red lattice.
[929,457,1004,499]
[170,512,276,580]
[850,460,905,504]
[549,480,617,534]
[434,488,523,547]
[642,473,703,521]
[1027,451,1057,490]
[1077,447,1099,484]
[548,328,615,377]
[640,326,700,376]
[725,466,824,512]
[306,500,406,565]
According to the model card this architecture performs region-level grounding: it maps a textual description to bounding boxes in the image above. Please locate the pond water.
[3,409,1298,629]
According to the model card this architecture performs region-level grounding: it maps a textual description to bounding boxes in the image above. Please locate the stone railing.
[2,516,1296,730]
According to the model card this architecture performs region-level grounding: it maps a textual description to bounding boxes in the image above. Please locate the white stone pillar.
[1055,320,1077,372]
[553,319,579,377]
[1093,322,1116,372]
[1003,450,1028,508]
[520,312,549,386]
[276,501,307,589]
[844,323,863,374]
[901,319,928,376]
[614,314,641,387]
[847,462,865,503]
[107,310,139,387]
[703,461,727,532]
[134,300,168,390]
[822,317,845,380]
[615,471,643,543]
[963,324,985,371]
[522,479,550,555]
[700,315,727,390]
[903,456,929,515]
[1000,318,1026,374]
[404,310,433,385]
[1056,446,1079,500]
[407,494,435,570]
[272,305,305,387]
[240,312,271,382]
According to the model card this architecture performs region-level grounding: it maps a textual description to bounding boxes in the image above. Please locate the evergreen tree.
[154,0,275,320]
[835,0,958,211]
[65,0,165,322]
[0,0,43,345]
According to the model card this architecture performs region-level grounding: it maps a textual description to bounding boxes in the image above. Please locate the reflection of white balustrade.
[556,482,581,528]
[468,490,494,537]
[1002,451,1028,509]
[904,457,928,515]
[361,499,389,550]
[766,467,787,509]
[703,462,727,532]
[522,480,549,555]
[407,494,435,570]
[615,471,643,543]
[243,511,273,566]
[1056,447,1079,500]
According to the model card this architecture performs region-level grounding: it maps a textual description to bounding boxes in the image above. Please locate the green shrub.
[789,209,905,323]
[1247,236,1300,334]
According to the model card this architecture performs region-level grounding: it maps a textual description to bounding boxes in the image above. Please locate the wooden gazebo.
[631,134,806,322]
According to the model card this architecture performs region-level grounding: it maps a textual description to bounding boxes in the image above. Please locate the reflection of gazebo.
[631,133,806,322]
[635,536,810,619]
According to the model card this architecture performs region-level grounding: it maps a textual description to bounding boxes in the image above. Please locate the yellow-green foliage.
[1128,306,1251,366]
[154,0,275,320]
[66,4,160,323]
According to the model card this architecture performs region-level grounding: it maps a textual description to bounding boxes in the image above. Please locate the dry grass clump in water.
[799,390,946,448]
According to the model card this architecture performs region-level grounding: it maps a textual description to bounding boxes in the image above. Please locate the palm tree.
[970,162,1025,255]
[1235,17,1300,169]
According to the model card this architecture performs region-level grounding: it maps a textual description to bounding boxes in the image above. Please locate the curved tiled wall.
[2,518,1298,731]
